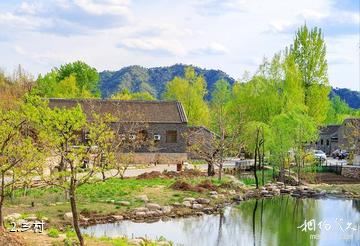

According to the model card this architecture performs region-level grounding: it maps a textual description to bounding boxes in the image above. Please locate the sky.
[0,0,359,90]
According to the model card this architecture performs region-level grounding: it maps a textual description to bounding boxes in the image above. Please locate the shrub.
[47,228,60,238]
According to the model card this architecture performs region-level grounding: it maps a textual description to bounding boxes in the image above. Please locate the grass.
[47,227,60,238]
[238,170,274,186]
[4,176,232,228]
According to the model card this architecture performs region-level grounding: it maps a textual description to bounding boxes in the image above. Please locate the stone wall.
[341,165,360,179]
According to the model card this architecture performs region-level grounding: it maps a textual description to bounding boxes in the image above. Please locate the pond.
[81,196,360,246]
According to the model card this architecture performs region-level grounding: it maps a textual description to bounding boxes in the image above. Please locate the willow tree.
[291,25,330,124]
[163,67,209,126]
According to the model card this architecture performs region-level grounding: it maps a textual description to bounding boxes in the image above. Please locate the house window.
[166,130,177,143]
[321,139,323,145]
[326,139,329,146]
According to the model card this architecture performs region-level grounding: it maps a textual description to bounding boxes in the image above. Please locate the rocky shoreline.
[77,182,351,228]
[5,181,358,230]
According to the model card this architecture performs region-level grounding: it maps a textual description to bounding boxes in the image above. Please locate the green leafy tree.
[35,61,100,98]
[111,88,155,101]
[0,99,45,229]
[290,25,330,124]
[57,61,100,97]
[163,67,210,126]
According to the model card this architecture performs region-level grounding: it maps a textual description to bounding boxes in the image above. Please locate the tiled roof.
[48,98,188,123]
[319,125,340,136]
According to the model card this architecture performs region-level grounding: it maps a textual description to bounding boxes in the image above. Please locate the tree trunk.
[207,163,215,176]
[101,171,106,181]
[69,184,84,246]
[0,172,5,230]
[254,146,259,189]
[218,164,223,181]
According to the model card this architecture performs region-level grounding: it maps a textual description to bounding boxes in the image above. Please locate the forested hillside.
[99,64,235,100]
[330,88,360,109]
[99,64,359,109]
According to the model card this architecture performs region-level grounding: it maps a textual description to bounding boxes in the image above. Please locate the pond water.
[81,196,360,246]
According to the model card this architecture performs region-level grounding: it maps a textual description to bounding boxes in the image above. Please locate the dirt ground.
[315,172,360,184]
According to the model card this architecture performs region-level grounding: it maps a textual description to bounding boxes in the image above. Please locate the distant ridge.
[99,64,359,109]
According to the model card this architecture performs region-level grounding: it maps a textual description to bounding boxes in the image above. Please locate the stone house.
[48,98,188,164]
[316,118,360,157]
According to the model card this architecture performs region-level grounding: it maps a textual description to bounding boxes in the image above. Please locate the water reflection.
[82,197,360,246]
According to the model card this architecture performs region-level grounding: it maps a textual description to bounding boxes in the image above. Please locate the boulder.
[192,204,203,209]
[232,195,243,202]
[134,207,149,213]
[183,197,196,203]
[182,201,192,208]
[146,203,161,211]
[112,215,124,220]
[135,211,146,217]
[209,191,218,196]
[172,202,181,207]
[118,201,131,206]
[196,198,210,204]
[161,206,172,214]
[210,194,218,199]
[64,212,73,221]
[5,213,22,221]
[146,211,158,217]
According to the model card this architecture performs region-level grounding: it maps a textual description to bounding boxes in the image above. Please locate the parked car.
[331,149,348,159]
[313,150,327,160]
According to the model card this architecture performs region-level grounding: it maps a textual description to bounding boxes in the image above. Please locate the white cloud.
[73,0,130,16]
[192,42,230,55]
[0,0,358,91]
[118,38,186,56]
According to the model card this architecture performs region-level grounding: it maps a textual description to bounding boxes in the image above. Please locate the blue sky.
[0,0,359,90]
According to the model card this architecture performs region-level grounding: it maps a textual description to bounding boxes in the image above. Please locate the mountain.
[99,64,359,109]
[99,64,235,100]
[330,87,360,109]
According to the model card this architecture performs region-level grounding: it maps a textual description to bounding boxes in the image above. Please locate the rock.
[64,212,73,221]
[192,204,203,209]
[172,202,182,207]
[5,213,22,221]
[210,194,218,199]
[183,197,196,203]
[161,206,172,214]
[196,198,210,204]
[209,191,218,196]
[195,211,204,216]
[182,201,192,208]
[135,211,146,217]
[136,195,149,202]
[261,190,269,195]
[276,182,284,186]
[118,201,131,206]
[146,211,158,217]
[203,207,213,214]
[128,238,144,245]
[232,195,243,202]
[280,188,291,194]
[112,215,124,220]
[146,203,162,211]
[291,193,301,198]
[134,207,149,213]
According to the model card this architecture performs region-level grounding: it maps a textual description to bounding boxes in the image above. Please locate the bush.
[47,228,60,238]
